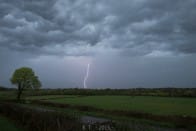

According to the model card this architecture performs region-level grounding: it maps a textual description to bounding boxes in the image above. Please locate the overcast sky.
[0,0,196,88]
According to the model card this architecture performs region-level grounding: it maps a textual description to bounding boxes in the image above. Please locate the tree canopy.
[10,67,41,100]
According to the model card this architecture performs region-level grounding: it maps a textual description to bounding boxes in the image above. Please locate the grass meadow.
[27,95,196,117]
[1,89,196,130]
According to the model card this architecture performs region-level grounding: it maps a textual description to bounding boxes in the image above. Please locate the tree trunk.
[17,83,22,101]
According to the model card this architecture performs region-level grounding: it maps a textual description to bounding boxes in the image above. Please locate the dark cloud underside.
[0,0,196,56]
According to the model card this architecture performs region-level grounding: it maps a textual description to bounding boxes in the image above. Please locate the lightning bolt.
[84,63,90,89]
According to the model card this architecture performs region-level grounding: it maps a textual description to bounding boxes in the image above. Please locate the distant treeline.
[0,86,16,91]
[25,88,196,97]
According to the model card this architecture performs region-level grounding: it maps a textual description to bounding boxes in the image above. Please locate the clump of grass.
[0,115,22,131]
[0,103,81,131]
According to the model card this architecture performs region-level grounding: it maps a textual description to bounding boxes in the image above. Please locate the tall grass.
[0,115,22,131]
[0,103,81,131]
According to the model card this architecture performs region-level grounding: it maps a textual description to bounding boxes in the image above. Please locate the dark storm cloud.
[0,0,196,56]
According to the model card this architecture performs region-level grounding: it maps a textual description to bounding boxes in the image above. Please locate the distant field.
[28,95,196,117]
[0,91,16,100]
[0,115,21,131]
[26,95,75,100]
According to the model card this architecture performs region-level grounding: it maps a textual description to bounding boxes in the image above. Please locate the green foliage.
[10,67,41,100]
[10,67,41,89]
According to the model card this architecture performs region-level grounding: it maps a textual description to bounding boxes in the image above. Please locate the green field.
[1,90,196,130]
[26,95,74,100]
[0,115,22,131]
[28,95,196,117]
[0,91,16,100]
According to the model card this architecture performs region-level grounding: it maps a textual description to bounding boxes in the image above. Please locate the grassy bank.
[0,103,82,131]
[0,115,22,131]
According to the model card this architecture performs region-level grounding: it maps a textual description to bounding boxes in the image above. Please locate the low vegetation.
[24,88,196,97]
[1,88,196,130]
[0,115,22,131]
[0,103,81,131]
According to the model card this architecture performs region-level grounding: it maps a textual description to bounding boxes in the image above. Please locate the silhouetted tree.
[10,67,41,100]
